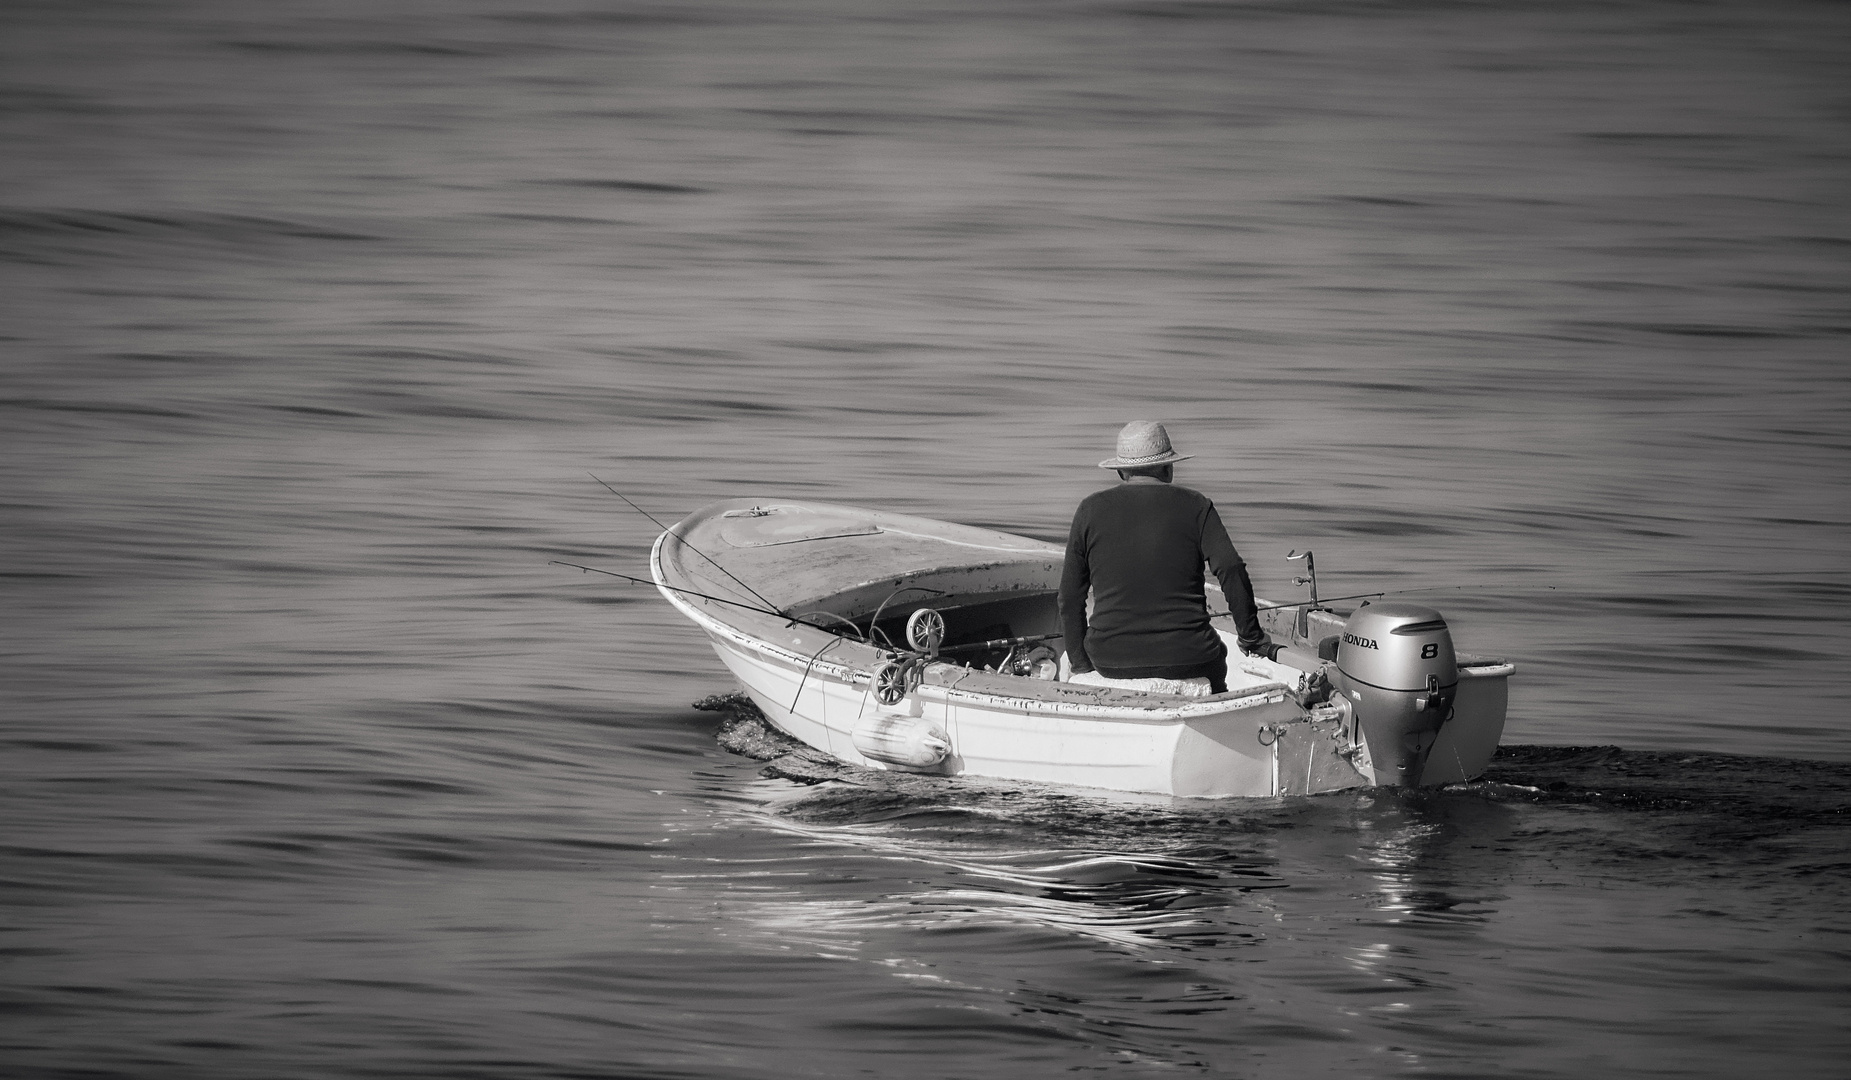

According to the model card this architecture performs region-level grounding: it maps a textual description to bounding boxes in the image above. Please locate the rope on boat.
[790,636,846,716]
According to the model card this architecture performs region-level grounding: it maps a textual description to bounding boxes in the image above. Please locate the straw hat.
[1098,420,1194,469]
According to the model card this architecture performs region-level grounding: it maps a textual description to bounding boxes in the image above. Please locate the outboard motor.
[1330,602,1457,787]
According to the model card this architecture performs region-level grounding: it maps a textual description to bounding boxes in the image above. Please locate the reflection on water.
[657,742,1851,1075]
[734,810,1278,951]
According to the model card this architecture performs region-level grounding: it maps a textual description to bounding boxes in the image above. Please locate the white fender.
[851,712,951,770]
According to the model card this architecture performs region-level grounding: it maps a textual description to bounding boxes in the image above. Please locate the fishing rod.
[585,473,781,614]
[1209,588,1390,620]
[551,560,815,627]
[1215,581,1553,618]
[560,557,1055,658]
[939,632,1061,656]
[1256,589,1389,611]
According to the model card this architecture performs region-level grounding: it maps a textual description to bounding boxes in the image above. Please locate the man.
[1059,420,1275,697]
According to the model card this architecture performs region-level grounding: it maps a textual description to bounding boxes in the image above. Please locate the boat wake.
[694,690,1851,890]
[697,691,1851,827]
[693,693,1290,950]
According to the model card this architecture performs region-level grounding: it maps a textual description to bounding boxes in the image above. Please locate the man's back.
[1060,477,1260,680]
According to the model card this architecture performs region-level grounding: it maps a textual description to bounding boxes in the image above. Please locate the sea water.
[2,1,1848,1076]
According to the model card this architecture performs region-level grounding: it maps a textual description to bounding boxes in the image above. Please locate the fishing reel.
[871,659,922,706]
[870,608,947,706]
[905,608,944,655]
[998,643,1059,680]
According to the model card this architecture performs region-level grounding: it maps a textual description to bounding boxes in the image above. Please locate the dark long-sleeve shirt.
[1058,478,1266,679]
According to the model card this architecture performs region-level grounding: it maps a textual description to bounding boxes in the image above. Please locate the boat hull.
[691,607,1304,798]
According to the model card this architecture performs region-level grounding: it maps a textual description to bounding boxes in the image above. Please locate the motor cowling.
[1330,602,1457,787]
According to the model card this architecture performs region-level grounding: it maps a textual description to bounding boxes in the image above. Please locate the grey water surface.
[3,1,1848,1077]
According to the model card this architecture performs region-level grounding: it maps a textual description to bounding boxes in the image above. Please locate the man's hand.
[1240,636,1282,662]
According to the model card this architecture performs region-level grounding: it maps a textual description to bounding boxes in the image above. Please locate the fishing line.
[586,473,781,615]
[551,560,823,628]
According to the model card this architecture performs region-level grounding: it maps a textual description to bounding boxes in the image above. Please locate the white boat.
[652,498,1513,798]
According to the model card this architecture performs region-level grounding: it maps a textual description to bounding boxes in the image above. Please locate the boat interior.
[788,567,1066,676]
[780,561,1325,699]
